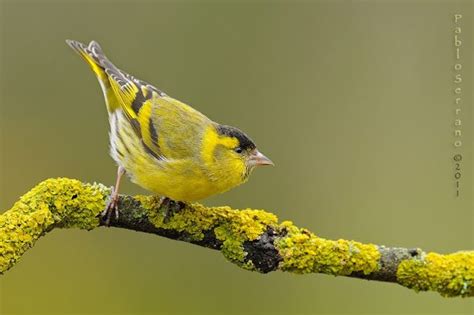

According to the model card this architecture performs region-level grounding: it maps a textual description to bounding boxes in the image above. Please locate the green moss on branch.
[0,178,472,298]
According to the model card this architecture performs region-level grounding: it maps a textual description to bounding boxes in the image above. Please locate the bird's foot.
[159,197,185,223]
[101,189,120,225]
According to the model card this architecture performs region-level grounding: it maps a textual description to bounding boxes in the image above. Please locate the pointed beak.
[249,150,274,167]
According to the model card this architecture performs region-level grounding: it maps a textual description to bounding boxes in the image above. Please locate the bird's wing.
[107,71,165,160]
[84,41,165,160]
[69,40,211,161]
[108,68,210,161]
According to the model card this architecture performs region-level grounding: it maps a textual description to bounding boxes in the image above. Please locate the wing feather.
[86,41,164,159]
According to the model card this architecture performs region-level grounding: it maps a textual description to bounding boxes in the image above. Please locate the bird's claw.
[101,189,120,225]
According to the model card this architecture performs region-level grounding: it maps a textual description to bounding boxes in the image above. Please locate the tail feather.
[66,39,107,81]
[67,39,135,95]
[85,40,124,83]
[67,39,124,112]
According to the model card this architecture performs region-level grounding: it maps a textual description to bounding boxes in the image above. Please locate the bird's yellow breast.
[133,159,238,202]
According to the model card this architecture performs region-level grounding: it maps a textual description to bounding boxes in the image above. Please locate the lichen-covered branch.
[0,178,472,297]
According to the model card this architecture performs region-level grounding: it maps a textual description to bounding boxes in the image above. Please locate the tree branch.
[0,178,472,297]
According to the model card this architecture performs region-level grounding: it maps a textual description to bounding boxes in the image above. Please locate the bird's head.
[205,124,273,182]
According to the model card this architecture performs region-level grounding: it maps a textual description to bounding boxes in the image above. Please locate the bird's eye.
[234,147,243,154]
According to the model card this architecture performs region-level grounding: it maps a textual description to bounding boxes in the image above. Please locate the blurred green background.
[1,0,473,314]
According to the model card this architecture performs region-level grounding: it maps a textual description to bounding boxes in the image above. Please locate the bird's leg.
[101,166,125,225]
[159,197,185,223]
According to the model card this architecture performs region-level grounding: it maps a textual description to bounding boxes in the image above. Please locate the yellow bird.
[66,40,273,223]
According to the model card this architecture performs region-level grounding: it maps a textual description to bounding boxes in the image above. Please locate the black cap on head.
[216,125,256,151]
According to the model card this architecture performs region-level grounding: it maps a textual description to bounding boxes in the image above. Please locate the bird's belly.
[130,159,223,202]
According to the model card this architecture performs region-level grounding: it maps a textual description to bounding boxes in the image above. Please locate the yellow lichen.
[144,200,278,265]
[397,251,474,297]
[275,221,380,275]
[0,178,109,273]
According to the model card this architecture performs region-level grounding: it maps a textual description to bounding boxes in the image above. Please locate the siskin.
[66,40,273,223]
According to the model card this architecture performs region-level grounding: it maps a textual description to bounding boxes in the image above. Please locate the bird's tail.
[66,39,121,112]
[66,39,109,82]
